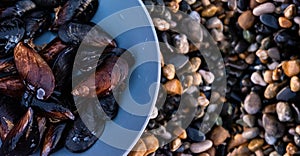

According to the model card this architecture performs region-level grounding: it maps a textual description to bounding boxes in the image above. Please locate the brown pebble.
[264,83,280,99]
[245,53,255,64]
[279,17,292,28]
[250,0,259,9]
[173,126,187,139]
[170,138,182,152]
[263,104,277,114]
[248,139,264,152]
[290,76,300,92]
[164,79,183,95]
[201,5,218,17]
[128,139,147,156]
[238,10,255,30]
[263,70,273,84]
[228,134,248,151]
[167,1,179,13]
[192,72,203,86]
[282,60,300,77]
[236,144,251,155]
[190,57,201,72]
[284,4,296,19]
[286,143,298,155]
[163,64,176,80]
[142,134,159,155]
[209,126,230,146]
[206,147,216,156]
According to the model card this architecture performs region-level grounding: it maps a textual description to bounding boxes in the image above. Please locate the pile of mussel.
[0,0,131,155]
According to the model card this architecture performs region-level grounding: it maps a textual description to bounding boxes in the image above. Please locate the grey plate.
[1,0,160,155]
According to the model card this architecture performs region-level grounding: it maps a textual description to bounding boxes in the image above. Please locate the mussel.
[0,0,36,19]
[58,22,116,47]
[23,10,51,39]
[52,0,99,30]
[0,17,25,57]
[39,37,68,63]
[0,76,25,97]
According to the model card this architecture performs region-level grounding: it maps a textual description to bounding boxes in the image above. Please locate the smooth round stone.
[244,92,262,114]
[192,72,202,86]
[153,18,170,31]
[228,0,237,10]
[284,4,296,19]
[265,132,277,145]
[282,60,300,77]
[238,10,256,30]
[251,71,267,86]
[170,138,182,152]
[253,2,276,16]
[201,5,218,17]
[173,34,189,54]
[286,143,298,155]
[190,140,213,153]
[290,76,300,92]
[163,64,176,80]
[238,0,249,11]
[263,70,273,83]
[142,134,159,156]
[243,30,255,43]
[256,0,267,3]
[186,127,206,142]
[267,47,280,61]
[264,83,280,99]
[279,16,292,28]
[199,70,215,85]
[234,40,249,53]
[262,114,285,138]
[209,126,230,146]
[248,138,264,152]
[211,29,225,42]
[164,79,183,95]
[206,17,224,31]
[185,0,196,5]
[276,102,292,122]
[250,0,259,9]
[259,14,279,29]
[248,43,259,52]
[242,127,260,139]
[276,86,297,101]
[150,107,158,119]
[190,57,201,72]
[243,115,256,127]
[274,141,286,155]
[128,139,147,156]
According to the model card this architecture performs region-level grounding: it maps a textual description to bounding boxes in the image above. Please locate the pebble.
[173,126,187,139]
[284,4,296,19]
[282,60,300,77]
[238,0,249,11]
[243,30,255,43]
[201,5,218,17]
[197,94,209,107]
[264,83,280,99]
[286,143,298,155]
[228,134,248,150]
[250,0,259,9]
[150,106,158,119]
[267,47,281,61]
[190,57,201,72]
[142,134,159,155]
[192,72,202,86]
[251,71,267,86]
[164,79,183,95]
[267,62,279,70]
[173,34,189,54]
[231,144,251,155]
[263,104,276,114]
[265,132,277,145]
[253,2,276,16]
[243,115,256,127]
[269,151,281,156]
[190,140,213,153]
[167,53,189,70]
[278,17,292,28]
[206,17,223,31]
[290,76,300,92]
[245,53,256,64]
[163,64,176,80]
[248,138,264,152]
[262,114,285,138]
[199,70,215,85]
[201,0,211,7]
[187,127,206,142]
[256,49,268,63]
[263,70,273,84]
[235,40,249,53]
[248,43,259,52]
[128,139,147,156]
[256,0,267,3]
[170,138,182,152]
[294,135,300,147]
[153,18,170,31]
[209,126,230,146]
[244,92,262,114]
[238,10,255,30]
[182,75,193,89]
[228,0,237,10]
[296,125,300,135]
[276,86,297,101]
[211,29,225,42]
[259,14,279,29]
[242,127,260,139]
[276,102,292,122]
[255,149,264,156]
[185,0,196,5]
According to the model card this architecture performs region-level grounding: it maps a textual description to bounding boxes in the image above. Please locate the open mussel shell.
[0,108,40,155]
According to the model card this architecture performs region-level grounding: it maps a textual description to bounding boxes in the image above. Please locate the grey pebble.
[190,140,213,153]
[206,17,224,31]
[276,102,292,122]
[243,115,256,127]
[242,127,260,139]
[244,92,262,114]
[253,2,276,16]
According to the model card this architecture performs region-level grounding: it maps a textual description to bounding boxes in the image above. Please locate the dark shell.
[39,37,68,63]
[0,108,40,155]
[0,56,17,75]
[41,122,67,156]
[58,22,116,47]
[52,0,99,30]
[0,95,25,141]
[23,10,51,39]
[0,17,25,57]
[0,76,25,97]
[14,42,55,100]
[65,117,105,153]
[0,0,36,19]
[97,92,119,120]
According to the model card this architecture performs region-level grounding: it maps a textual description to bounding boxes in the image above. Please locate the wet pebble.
[164,79,183,95]
[276,86,297,101]
[276,102,292,122]
[253,2,276,16]
[163,64,176,80]
[278,17,292,28]
[259,14,279,29]
[251,71,267,86]
[192,72,202,86]
[284,4,296,19]
[186,127,206,142]
[242,127,260,139]
[243,115,256,127]
[262,114,285,138]
[263,70,273,84]
[282,60,300,77]
[201,5,218,17]
[206,17,223,31]
[209,126,230,146]
[190,140,213,153]
[244,92,262,114]
[267,47,281,61]
[290,76,300,92]
[211,29,225,42]
[248,138,264,152]
[238,0,249,11]
[265,132,277,145]
[264,83,281,99]
[235,40,249,53]
[238,11,256,30]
